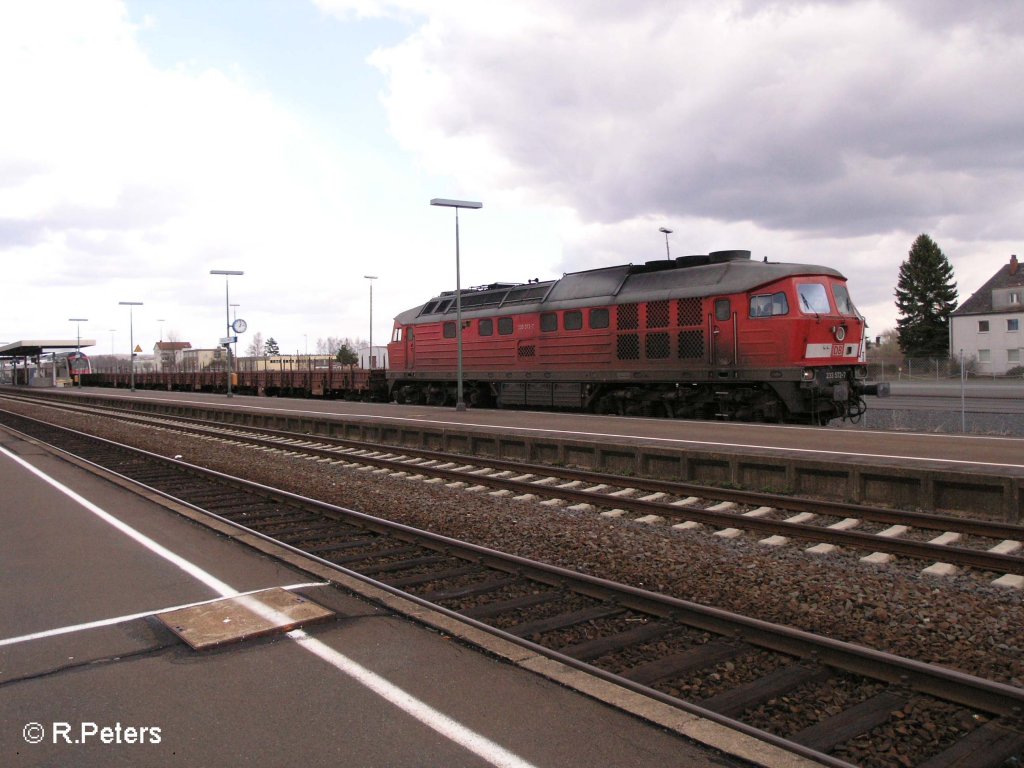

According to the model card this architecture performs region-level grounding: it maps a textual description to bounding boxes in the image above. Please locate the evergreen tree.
[336,343,358,365]
[263,337,280,356]
[894,234,958,357]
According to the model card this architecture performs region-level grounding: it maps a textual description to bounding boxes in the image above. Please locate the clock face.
[232,318,247,334]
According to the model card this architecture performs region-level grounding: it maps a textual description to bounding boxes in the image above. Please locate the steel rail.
[5,410,1024,767]
[5,389,1023,540]
[3,393,1023,575]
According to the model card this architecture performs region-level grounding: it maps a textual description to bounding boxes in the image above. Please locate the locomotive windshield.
[796,283,831,315]
[832,283,858,316]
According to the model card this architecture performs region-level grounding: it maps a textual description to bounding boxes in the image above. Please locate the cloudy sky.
[2,0,1021,357]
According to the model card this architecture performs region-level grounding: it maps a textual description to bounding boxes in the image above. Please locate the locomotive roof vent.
[708,249,752,263]
[674,254,711,268]
[642,260,681,271]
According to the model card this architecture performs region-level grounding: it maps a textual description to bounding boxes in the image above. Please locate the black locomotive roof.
[396,251,845,324]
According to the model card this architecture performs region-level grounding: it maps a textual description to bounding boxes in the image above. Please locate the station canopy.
[0,339,97,359]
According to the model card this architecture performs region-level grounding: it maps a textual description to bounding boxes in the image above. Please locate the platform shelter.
[0,339,96,386]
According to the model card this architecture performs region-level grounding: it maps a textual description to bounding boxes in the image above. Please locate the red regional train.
[386,250,889,424]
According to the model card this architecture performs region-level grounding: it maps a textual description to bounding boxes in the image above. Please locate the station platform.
[0,427,790,767]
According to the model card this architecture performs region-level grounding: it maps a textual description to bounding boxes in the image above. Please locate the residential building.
[153,341,192,371]
[950,255,1024,374]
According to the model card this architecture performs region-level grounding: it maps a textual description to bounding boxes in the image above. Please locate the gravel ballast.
[5,399,1022,691]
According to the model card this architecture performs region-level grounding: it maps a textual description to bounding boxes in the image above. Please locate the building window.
[1009,349,1021,364]
[978,320,989,333]
[1008,319,1020,332]
[1011,292,1021,305]
[978,349,991,363]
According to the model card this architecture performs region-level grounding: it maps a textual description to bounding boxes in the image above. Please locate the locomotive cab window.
[589,308,609,329]
[749,292,789,318]
[498,317,514,335]
[392,327,404,342]
[541,312,558,332]
[443,321,456,338]
[796,283,831,315]
[479,318,493,336]
[564,310,583,331]
[832,283,857,316]
[715,299,731,322]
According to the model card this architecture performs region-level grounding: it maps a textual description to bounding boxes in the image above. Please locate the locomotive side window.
[797,283,831,315]
[832,283,857,315]
[749,292,789,318]
[564,310,583,331]
[715,299,731,321]
[392,327,404,342]
[589,308,609,329]
[498,317,514,335]
[479,318,493,336]
[541,312,558,332]
[443,321,456,338]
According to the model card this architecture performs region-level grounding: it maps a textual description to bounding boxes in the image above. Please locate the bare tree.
[246,332,265,357]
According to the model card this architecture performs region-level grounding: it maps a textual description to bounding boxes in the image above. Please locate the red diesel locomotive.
[386,250,889,423]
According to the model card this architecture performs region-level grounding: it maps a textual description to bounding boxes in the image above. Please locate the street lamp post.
[230,304,240,364]
[364,275,377,369]
[118,302,142,391]
[210,270,244,397]
[430,198,482,411]
[69,317,87,386]
[659,227,673,261]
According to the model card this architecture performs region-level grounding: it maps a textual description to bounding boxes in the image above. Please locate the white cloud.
[0,1,367,348]
[322,0,1024,329]
[4,0,1020,356]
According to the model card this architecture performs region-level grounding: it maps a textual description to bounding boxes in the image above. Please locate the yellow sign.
[134,345,143,353]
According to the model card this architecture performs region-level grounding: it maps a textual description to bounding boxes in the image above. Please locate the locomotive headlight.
[802,368,815,381]
[833,325,847,342]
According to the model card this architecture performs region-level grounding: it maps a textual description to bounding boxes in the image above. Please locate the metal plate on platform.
[157,588,334,650]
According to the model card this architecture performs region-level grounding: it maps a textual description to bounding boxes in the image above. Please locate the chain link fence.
[866,356,1024,381]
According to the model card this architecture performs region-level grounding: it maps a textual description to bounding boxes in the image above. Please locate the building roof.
[155,341,192,351]
[0,339,96,358]
[952,255,1024,316]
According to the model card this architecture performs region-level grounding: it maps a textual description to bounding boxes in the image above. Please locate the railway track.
[2,408,1024,767]
[3,392,1023,586]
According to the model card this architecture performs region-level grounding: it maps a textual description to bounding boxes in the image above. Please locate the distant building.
[181,348,223,371]
[358,345,389,370]
[153,341,192,371]
[950,254,1024,374]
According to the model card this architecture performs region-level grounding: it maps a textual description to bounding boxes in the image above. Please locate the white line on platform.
[0,582,327,648]
[0,444,540,768]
